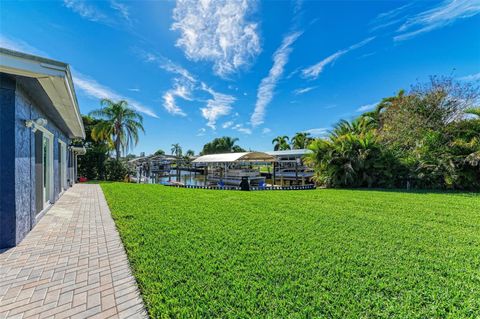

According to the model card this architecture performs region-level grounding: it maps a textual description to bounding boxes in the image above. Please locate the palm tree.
[171,143,183,157]
[90,99,144,160]
[272,136,290,151]
[291,132,312,149]
[185,149,195,157]
[200,137,245,155]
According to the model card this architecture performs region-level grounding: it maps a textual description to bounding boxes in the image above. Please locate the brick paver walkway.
[0,184,147,319]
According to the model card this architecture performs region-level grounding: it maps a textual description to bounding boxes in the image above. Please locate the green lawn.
[100,183,480,318]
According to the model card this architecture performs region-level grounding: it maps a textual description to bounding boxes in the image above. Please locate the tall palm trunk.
[115,136,121,160]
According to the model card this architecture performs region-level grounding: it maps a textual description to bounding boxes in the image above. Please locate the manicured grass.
[100,183,480,318]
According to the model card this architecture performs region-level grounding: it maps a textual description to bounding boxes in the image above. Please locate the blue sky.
[1,0,479,155]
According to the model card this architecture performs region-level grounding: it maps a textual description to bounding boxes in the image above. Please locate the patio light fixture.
[25,118,48,132]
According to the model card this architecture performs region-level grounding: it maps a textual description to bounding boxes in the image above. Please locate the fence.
[164,184,316,191]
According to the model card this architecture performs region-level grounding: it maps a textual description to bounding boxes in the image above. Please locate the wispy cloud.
[302,36,375,80]
[63,0,108,23]
[293,86,317,95]
[0,34,49,57]
[162,80,193,116]
[370,3,413,31]
[200,83,236,129]
[138,50,197,83]
[356,101,378,113]
[73,71,159,118]
[196,128,206,136]
[232,123,252,135]
[394,0,480,41]
[141,50,235,125]
[171,0,261,78]
[262,127,271,134]
[458,72,480,81]
[251,32,302,127]
[110,0,130,21]
[222,121,234,129]
[128,88,140,92]
[305,127,328,137]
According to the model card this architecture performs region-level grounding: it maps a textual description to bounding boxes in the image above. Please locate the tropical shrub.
[104,159,129,181]
[307,76,480,190]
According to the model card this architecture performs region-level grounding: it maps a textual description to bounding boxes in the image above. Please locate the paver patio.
[0,184,147,319]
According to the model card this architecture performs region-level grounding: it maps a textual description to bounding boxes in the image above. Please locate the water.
[157,170,207,186]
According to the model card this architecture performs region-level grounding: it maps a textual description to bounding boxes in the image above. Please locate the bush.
[104,159,129,181]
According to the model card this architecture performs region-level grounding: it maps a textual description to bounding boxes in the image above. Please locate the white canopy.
[193,152,275,163]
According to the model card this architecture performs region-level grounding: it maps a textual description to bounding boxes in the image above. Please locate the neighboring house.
[0,48,86,248]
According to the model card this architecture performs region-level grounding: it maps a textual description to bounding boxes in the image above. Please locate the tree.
[291,132,313,149]
[77,115,110,180]
[171,143,183,157]
[90,99,145,160]
[306,76,479,190]
[185,149,195,157]
[272,136,290,151]
[154,149,165,156]
[200,137,246,155]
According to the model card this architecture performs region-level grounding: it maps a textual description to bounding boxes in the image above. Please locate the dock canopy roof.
[193,152,275,164]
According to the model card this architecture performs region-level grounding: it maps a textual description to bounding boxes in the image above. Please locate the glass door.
[60,142,67,190]
[42,135,51,205]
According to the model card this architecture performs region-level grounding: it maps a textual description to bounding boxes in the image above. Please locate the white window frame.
[36,125,54,206]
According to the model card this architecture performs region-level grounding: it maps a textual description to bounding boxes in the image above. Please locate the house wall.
[0,75,73,248]
[0,75,17,248]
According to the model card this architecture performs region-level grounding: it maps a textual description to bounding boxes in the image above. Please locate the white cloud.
[293,86,317,95]
[197,128,206,136]
[251,32,302,127]
[162,80,193,116]
[394,0,480,41]
[141,51,197,82]
[262,127,271,134]
[128,88,140,92]
[302,37,375,80]
[370,3,413,31]
[222,121,234,129]
[232,123,252,135]
[305,128,328,137]
[163,91,185,116]
[110,0,130,21]
[356,101,379,113]
[63,0,108,23]
[200,83,236,129]
[458,72,480,81]
[171,0,261,78]
[140,50,235,126]
[0,35,49,57]
[73,71,159,118]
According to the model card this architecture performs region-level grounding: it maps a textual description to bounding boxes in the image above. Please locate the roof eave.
[0,48,85,139]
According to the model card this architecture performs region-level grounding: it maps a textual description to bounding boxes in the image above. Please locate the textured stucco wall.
[0,75,17,248]
[13,83,71,245]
